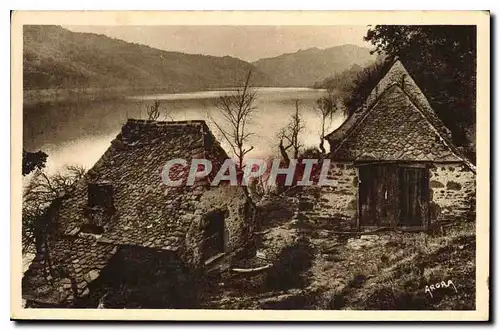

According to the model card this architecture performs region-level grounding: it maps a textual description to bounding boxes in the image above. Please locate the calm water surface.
[24,87,346,174]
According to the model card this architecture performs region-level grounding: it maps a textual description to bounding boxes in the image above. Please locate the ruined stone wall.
[429,163,476,221]
[303,162,357,229]
[184,185,255,267]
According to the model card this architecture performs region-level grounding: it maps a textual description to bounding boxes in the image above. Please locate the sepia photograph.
[10,11,490,321]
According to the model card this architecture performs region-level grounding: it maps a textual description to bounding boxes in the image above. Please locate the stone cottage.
[22,119,256,308]
[318,58,476,230]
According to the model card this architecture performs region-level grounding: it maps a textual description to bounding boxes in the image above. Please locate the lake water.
[23,87,346,174]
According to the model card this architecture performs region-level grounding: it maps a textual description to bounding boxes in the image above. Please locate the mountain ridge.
[23,25,271,93]
[23,26,376,99]
[253,44,376,87]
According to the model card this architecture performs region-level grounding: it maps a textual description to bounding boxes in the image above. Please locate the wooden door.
[358,165,399,227]
[398,167,429,227]
[358,164,429,228]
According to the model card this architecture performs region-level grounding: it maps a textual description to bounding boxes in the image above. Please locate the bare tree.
[23,165,86,253]
[317,92,340,154]
[146,101,162,121]
[278,100,304,164]
[145,100,174,121]
[211,70,257,170]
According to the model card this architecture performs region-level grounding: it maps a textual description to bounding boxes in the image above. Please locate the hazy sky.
[64,25,372,62]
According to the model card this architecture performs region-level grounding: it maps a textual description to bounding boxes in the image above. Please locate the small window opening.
[84,182,115,233]
[88,182,114,209]
[202,210,226,262]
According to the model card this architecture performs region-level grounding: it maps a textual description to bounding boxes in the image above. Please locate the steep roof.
[57,119,228,251]
[22,237,117,305]
[326,59,475,171]
[23,119,231,305]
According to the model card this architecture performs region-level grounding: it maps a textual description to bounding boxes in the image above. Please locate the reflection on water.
[24,88,346,174]
[128,87,327,101]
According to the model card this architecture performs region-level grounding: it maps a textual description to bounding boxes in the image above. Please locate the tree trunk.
[279,140,290,166]
[319,139,326,154]
[319,118,326,154]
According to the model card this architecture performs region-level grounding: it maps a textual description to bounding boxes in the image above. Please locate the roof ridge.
[325,57,398,141]
[326,58,454,143]
[330,84,476,172]
[397,86,476,173]
[126,118,207,126]
[330,82,401,155]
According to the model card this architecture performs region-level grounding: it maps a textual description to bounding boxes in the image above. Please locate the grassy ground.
[201,191,476,310]
[307,221,476,310]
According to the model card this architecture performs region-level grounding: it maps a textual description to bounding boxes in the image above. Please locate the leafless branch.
[211,69,258,170]
[146,100,162,121]
[278,100,305,163]
[22,165,86,253]
[317,92,341,154]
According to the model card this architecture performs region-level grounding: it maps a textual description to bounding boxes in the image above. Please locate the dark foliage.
[299,147,322,159]
[342,59,388,116]
[364,25,476,147]
[22,149,48,176]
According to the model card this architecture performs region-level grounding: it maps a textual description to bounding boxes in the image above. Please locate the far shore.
[23,85,325,106]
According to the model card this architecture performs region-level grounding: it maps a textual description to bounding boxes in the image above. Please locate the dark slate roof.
[23,119,231,305]
[326,59,475,171]
[326,59,452,143]
[22,237,117,305]
[324,58,397,146]
[57,119,228,251]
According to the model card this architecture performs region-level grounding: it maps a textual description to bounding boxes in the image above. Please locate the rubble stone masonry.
[304,161,475,229]
[308,162,358,229]
[429,163,476,221]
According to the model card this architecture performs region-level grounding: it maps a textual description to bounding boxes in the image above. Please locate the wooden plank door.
[358,165,399,227]
[398,167,429,227]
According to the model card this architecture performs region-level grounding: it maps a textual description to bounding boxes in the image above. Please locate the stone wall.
[305,161,476,229]
[429,163,476,221]
[184,185,255,268]
[302,162,357,230]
